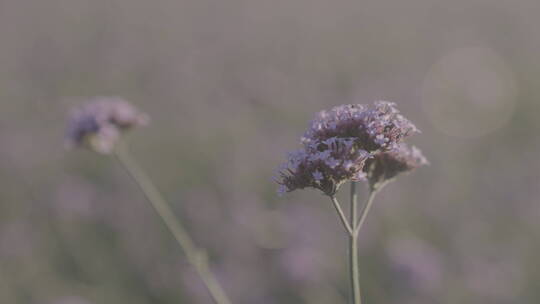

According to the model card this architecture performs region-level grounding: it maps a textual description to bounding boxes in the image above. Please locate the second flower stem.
[354,189,378,236]
[113,142,232,304]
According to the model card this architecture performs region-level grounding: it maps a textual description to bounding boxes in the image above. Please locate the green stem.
[349,182,361,304]
[354,186,383,236]
[349,233,361,304]
[331,196,353,235]
[113,142,232,304]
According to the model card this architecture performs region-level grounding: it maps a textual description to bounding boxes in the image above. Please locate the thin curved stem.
[113,142,232,304]
[330,196,353,235]
[354,185,385,236]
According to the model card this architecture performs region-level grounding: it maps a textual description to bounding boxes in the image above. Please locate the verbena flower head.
[65,97,149,154]
[278,137,371,196]
[363,143,428,190]
[301,101,419,152]
[277,101,420,196]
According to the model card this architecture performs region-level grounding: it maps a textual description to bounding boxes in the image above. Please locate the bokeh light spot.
[421,47,517,138]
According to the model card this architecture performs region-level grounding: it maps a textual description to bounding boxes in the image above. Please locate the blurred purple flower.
[65,97,149,154]
[386,236,443,294]
[279,245,325,284]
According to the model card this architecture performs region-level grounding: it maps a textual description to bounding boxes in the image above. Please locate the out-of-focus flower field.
[1,0,540,303]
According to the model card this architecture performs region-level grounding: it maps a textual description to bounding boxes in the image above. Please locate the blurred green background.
[1,0,540,303]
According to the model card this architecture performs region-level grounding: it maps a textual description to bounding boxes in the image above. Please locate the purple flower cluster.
[301,101,419,152]
[277,101,423,196]
[65,97,149,154]
[364,143,429,190]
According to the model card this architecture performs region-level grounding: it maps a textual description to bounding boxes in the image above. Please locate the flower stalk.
[349,182,361,304]
[331,196,353,235]
[354,186,380,236]
[114,141,232,304]
[332,183,382,304]
[276,101,428,304]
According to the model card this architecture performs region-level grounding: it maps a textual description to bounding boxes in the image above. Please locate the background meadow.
[1,0,540,303]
